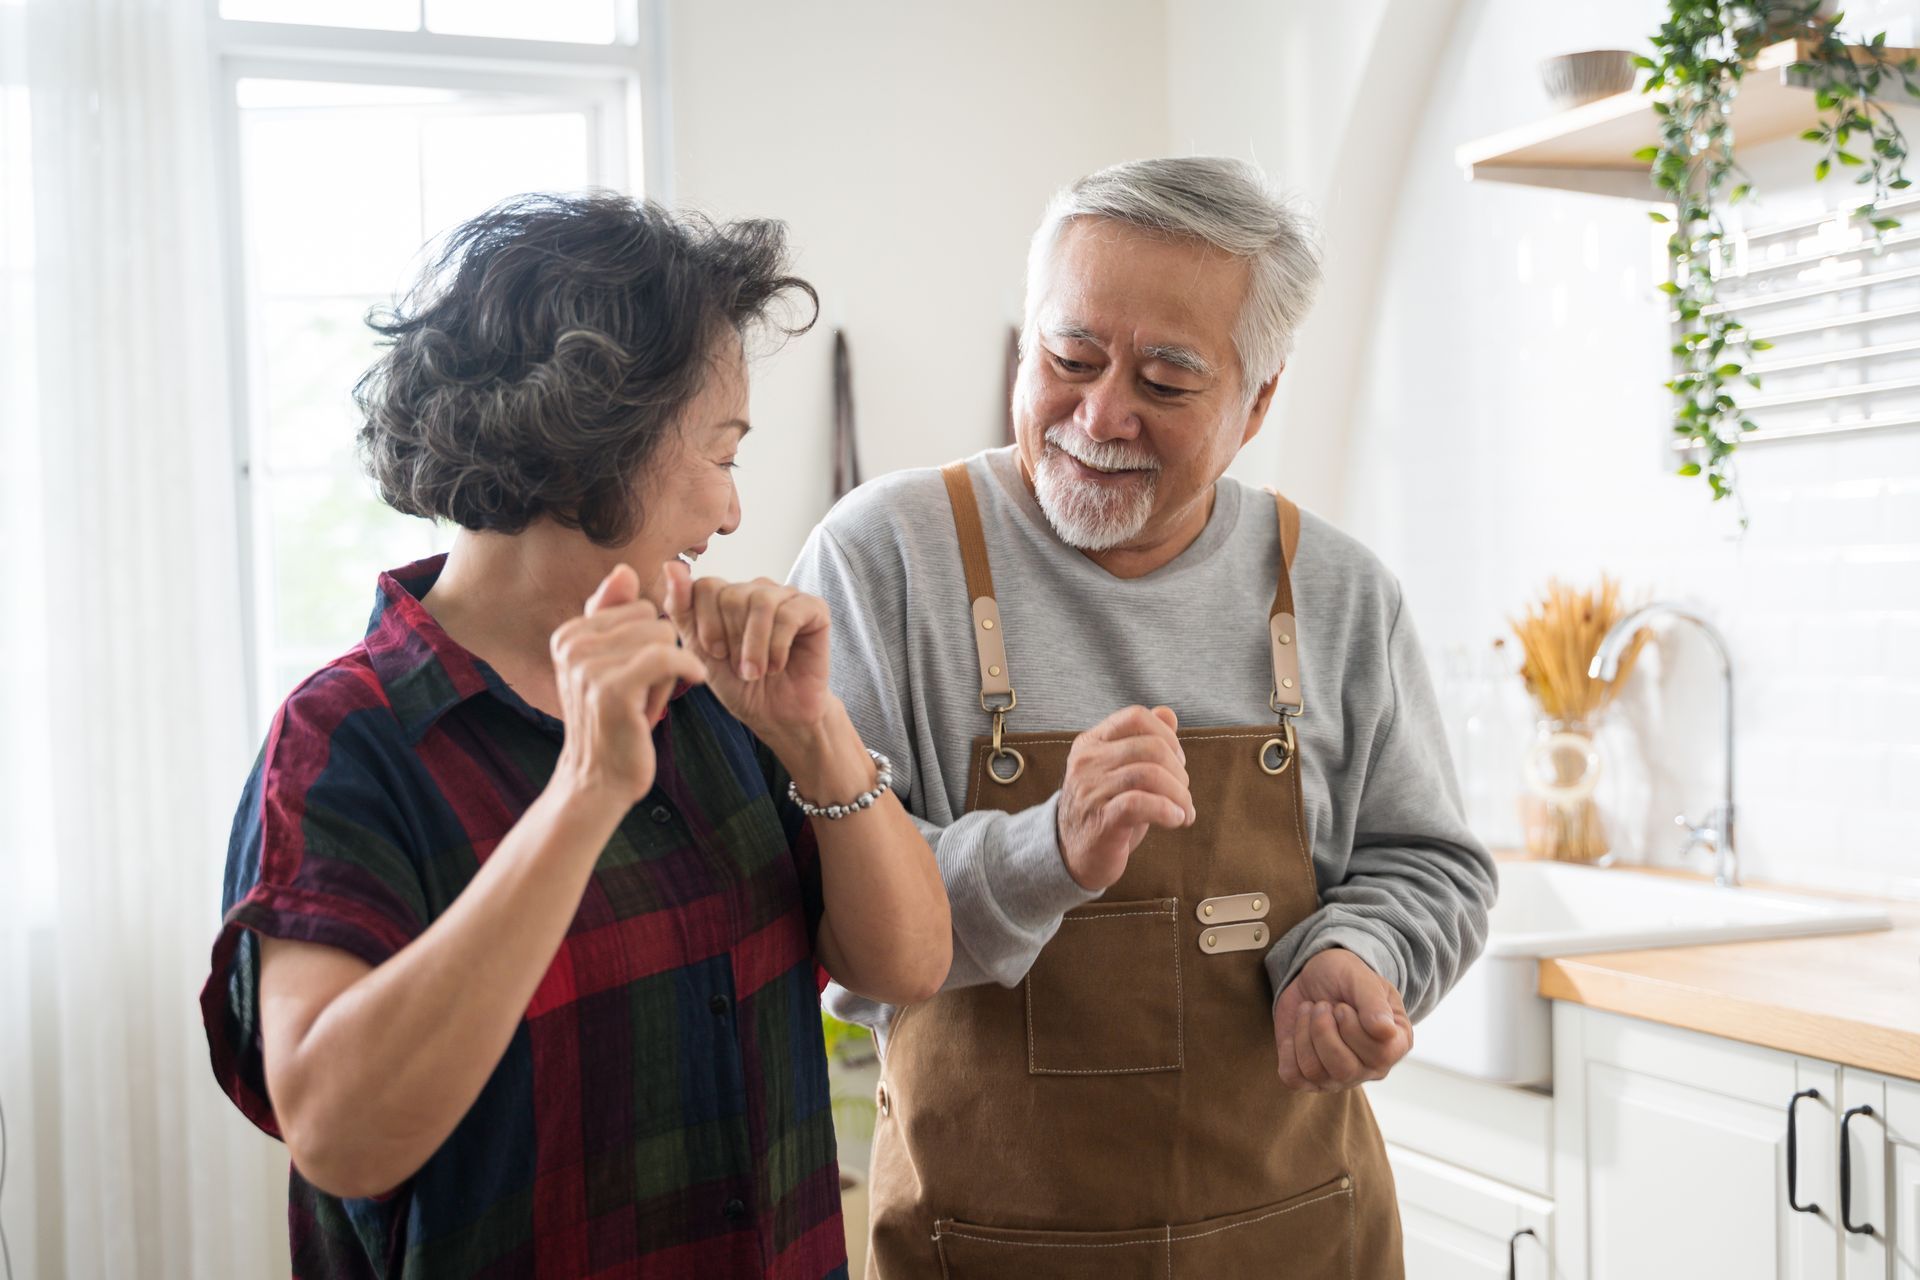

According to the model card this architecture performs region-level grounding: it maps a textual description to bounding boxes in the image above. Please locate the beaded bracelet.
[787,749,893,820]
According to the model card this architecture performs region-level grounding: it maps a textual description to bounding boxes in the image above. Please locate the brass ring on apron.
[1258,719,1297,776]
[986,699,1026,785]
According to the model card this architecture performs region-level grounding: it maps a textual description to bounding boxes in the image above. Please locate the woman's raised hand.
[661,560,833,741]
[550,564,708,804]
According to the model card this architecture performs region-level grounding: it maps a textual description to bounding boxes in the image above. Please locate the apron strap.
[1265,488,1304,719]
[940,461,1015,708]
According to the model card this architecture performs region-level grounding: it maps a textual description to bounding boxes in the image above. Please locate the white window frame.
[205,0,672,728]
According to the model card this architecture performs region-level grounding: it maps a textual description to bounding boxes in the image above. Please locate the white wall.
[1336,0,1920,896]
[662,0,1170,585]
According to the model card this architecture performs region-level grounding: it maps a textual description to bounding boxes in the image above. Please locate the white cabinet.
[1892,1075,1920,1280]
[1841,1069,1920,1280]
[1553,1004,1919,1280]
[1380,1004,1919,1280]
[1388,1142,1554,1279]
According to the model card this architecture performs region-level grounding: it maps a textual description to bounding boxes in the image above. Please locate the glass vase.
[1520,718,1612,864]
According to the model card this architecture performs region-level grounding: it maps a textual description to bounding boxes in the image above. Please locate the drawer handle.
[1787,1088,1820,1215]
[1841,1104,1878,1237]
[1508,1226,1537,1280]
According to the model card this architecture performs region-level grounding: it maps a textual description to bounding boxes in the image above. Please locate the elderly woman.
[201,193,949,1279]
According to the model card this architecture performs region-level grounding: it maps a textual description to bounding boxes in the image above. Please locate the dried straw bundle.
[1509,576,1648,724]
[1508,577,1649,862]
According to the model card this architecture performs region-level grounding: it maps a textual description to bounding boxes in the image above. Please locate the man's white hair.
[1022,157,1324,402]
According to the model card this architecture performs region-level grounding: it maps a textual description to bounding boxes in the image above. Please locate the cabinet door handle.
[1508,1226,1537,1280]
[1841,1104,1878,1237]
[1787,1088,1821,1214]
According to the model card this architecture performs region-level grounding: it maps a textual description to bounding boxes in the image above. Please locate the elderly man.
[791,156,1494,1278]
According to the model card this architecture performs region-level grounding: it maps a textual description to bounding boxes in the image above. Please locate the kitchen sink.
[1410,861,1892,1087]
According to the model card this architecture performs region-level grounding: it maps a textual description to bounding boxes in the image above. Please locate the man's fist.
[1273,947,1413,1092]
[1055,705,1195,891]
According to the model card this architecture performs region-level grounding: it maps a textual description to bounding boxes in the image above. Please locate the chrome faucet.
[1589,603,1740,888]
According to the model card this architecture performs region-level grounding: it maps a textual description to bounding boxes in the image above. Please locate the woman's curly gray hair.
[354,192,817,546]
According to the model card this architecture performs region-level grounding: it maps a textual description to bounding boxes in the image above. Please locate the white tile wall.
[1346,0,1920,897]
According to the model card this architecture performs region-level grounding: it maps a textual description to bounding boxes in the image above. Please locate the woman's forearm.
[765,700,951,1004]
[263,777,627,1197]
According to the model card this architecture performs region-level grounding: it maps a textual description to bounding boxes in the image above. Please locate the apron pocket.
[1167,1174,1355,1275]
[1024,897,1182,1076]
[932,1219,1170,1280]
[931,1176,1356,1279]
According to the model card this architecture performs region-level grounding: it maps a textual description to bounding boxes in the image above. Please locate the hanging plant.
[1635,0,1920,507]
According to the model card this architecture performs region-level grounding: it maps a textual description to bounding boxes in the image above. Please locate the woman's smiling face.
[628,329,750,600]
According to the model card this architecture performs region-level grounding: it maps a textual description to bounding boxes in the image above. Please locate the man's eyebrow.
[1043,321,1103,346]
[1140,343,1214,378]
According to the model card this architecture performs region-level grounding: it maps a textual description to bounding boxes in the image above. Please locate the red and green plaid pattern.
[201,556,848,1279]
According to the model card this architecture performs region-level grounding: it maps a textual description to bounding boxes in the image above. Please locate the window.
[220,0,623,44]
[212,4,659,724]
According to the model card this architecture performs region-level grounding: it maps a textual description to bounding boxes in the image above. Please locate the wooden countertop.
[1526,864,1920,1079]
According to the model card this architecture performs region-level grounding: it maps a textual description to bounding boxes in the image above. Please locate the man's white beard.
[1031,427,1160,552]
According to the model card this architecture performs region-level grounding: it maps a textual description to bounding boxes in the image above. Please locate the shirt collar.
[363,554,513,742]
[361,552,695,743]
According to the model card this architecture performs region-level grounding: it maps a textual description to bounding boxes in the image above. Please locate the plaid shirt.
[201,556,848,1280]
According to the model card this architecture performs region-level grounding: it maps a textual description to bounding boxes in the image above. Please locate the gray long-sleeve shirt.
[789,446,1494,1047]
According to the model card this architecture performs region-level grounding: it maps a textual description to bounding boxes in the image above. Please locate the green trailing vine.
[1635,1,1920,508]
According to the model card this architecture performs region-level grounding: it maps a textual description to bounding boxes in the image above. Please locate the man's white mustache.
[1044,427,1160,474]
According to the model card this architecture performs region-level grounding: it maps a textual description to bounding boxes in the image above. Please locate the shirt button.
[723,1197,747,1222]
[649,804,673,824]
[709,994,731,1015]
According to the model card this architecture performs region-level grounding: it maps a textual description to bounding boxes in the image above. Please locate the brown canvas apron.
[862,462,1403,1279]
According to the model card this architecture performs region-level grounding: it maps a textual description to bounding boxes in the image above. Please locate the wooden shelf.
[1456,38,1919,201]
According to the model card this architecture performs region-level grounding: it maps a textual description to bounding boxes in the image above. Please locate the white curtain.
[0,0,289,1275]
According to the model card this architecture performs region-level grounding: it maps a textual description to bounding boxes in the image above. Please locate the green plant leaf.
[1657,280,1681,294]
[1632,54,1657,69]
[1817,158,1833,180]
[1649,209,1671,222]
[1838,151,1865,165]
[1678,462,1703,476]
[1632,146,1661,162]
[1750,338,1774,350]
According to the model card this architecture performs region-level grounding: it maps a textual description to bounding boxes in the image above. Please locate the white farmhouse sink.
[1411,861,1892,1087]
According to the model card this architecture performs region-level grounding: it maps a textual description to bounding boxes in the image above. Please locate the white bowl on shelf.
[1539,49,1639,110]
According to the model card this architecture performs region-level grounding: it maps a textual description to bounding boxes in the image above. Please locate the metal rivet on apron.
[1203,904,1214,917]
[981,618,994,630]
[1280,633,1292,645]
[1254,928,1264,942]
[1282,677,1295,689]
[1206,933,1217,948]
[1252,899,1262,912]
[989,665,1001,677]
